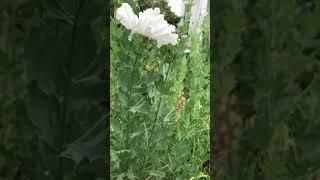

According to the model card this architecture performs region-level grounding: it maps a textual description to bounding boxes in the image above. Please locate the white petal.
[133,7,178,48]
[156,33,178,48]
[115,3,138,30]
[115,4,178,48]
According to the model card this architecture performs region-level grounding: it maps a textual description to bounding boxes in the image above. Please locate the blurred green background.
[0,0,107,179]
[213,0,320,179]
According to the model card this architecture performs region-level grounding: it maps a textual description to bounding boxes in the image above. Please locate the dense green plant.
[213,0,320,179]
[111,0,210,179]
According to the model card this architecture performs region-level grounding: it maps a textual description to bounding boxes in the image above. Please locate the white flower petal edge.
[115,3,138,31]
[134,8,178,48]
[116,3,178,48]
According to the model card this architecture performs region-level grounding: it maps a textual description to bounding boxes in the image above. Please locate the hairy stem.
[146,57,172,151]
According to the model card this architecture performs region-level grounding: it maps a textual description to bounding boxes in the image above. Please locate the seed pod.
[175,90,186,113]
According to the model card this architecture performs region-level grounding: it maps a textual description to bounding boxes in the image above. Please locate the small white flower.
[116,3,178,48]
[184,49,191,54]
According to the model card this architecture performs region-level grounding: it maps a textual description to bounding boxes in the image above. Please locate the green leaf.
[126,168,136,179]
[118,88,129,108]
[60,132,105,164]
[26,82,59,149]
[69,75,105,110]
[129,99,150,114]
[130,131,142,139]
[164,110,175,122]
[118,70,131,90]
[116,173,126,180]
[118,69,141,90]
[24,25,67,94]
[162,63,170,78]
[147,84,156,98]
[111,150,120,169]
[149,170,165,178]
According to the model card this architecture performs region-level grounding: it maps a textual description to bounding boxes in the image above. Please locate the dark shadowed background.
[0,0,108,179]
[212,0,320,179]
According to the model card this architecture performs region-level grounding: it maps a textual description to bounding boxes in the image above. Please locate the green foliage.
[111,1,209,179]
[213,0,320,179]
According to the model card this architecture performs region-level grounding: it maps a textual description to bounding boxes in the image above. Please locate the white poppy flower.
[116,3,178,48]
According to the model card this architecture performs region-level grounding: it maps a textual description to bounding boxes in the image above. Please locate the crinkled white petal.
[166,0,185,17]
[115,3,138,30]
[115,3,178,48]
[133,8,178,47]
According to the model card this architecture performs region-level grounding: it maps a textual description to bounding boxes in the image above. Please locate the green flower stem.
[146,57,172,152]
[142,60,172,176]
[128,57,139,112]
